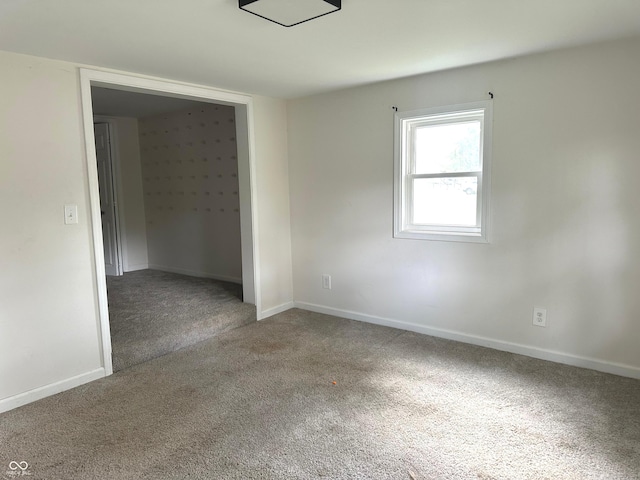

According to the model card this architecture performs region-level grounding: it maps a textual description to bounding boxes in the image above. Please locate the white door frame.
[79,68,261,375]
[93,120,124,276]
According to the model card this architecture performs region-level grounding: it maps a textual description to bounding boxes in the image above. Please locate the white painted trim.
[259,301,294,320]
[79,68,262,380]
[393,100,492,244]
[93,117,125,276]
[246,100,262,314]
[0,368,106,414]
[293,301,640,380]
[93,115,129,274]
[83,69,252,107]
[235,101,260,310]
[148,264,242,284]
[125,263,149,272]
[79,72,113,376]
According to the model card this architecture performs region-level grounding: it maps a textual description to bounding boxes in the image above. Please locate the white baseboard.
[293,301,640,380]
[0,368,106,414]
[259,301,294,320]
[148,264,242,284]
[124,263,148,272]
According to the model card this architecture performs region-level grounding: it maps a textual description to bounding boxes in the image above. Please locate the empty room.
[1,1,639,479]
[91,88,255,372]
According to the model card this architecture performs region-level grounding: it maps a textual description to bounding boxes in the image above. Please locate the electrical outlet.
[533,307,547,327]
[322,274,332,290]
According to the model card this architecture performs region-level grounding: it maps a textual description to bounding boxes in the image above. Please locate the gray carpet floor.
[106,269,256,371]
[1,309,639,479]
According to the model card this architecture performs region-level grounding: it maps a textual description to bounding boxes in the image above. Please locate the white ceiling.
[1,0,640,99]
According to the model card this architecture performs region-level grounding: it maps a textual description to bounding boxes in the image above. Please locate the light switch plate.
[64,205,78,225]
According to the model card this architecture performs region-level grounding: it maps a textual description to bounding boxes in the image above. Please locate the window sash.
[406,172,482,230]
[394,101,492,242]
[406,113,484,176]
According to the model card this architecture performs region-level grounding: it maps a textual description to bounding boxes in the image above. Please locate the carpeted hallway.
[1,309,639,479]
[106,269,255,371]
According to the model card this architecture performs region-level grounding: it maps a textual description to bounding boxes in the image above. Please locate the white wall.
[0,51,104,407]
[0,50,293,411]
[95,116,149,272]
[139,104,242,283]
[253,96,294,316]
[287,37,640,376]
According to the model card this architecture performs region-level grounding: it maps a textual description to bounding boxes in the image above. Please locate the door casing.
[79,68,261,376]
[94,122,123,277]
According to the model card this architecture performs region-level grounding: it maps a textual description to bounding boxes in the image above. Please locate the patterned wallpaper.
[138,104,242,281]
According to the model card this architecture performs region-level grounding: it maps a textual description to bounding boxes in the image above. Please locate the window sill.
[394,229,488,243]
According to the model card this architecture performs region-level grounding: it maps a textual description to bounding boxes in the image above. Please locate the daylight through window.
[394,101,492,242]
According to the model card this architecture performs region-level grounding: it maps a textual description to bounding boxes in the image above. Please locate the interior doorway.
[79,69,260,375]
[94,122,123,276]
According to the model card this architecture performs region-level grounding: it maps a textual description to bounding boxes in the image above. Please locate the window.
[394,101,492,242]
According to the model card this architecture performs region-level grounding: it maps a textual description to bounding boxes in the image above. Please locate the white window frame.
[394,100,492,243]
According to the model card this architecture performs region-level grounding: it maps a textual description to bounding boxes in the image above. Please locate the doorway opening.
[80,69,261,375]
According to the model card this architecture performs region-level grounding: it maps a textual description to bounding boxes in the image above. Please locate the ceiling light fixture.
[239,0,341,27]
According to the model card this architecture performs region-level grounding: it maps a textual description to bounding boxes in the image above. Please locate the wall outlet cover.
[533,307,547,327]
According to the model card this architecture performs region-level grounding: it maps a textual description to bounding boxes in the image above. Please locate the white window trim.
[394,100,492,243]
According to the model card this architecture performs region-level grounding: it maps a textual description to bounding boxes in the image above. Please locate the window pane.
[414,121,481,174]
[413,177,478,226]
